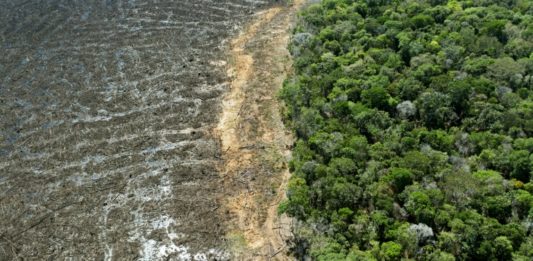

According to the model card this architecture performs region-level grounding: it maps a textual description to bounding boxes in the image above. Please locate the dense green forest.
[279,0,533,260]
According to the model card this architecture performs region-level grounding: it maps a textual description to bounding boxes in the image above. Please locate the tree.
[437,232,461,257]
[280,177,310,219]
[361,86,391,111]
[409,223,434,245]
[488,57,526,84]
[509,150,531,182]
[477,236,513,261]
[411,14,435,29]
[481,195,512,222]
[405,190,436,224]
[483,20,508,43]
[380,241,402,260]
[399,151,431,177]
[383,168,414,193]
[396,100,417,119]
[416,91,457,129]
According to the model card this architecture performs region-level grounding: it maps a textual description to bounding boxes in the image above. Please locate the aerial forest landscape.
[0,0,532,260]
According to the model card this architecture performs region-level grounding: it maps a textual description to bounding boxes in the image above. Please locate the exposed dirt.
[0,1,281,260]
[216,0,305,259]
[0,0,304,259]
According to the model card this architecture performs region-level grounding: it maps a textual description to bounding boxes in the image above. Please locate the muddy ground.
[0,1,291,260]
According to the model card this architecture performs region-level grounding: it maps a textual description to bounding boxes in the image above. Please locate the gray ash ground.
[0,0,277,260]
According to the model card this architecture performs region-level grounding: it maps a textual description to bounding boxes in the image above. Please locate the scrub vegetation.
[280,0,533,260]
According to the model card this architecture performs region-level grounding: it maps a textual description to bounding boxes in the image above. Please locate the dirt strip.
[215,0,305,260]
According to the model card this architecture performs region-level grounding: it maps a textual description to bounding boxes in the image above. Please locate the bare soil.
[0,1,285,260]
[0,0,304,260]
[216,1,304,260]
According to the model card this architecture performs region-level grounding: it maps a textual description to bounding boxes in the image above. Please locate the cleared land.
[0,0,279,260]
[217,0,305,259]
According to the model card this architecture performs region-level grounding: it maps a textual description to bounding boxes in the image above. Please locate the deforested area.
[280,0,533,260]
[216,0,305,259]
[0,0,282,260]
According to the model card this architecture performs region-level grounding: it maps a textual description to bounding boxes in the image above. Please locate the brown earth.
[0,0,304,259]
[0,1,285,260]
[215,0,305,260]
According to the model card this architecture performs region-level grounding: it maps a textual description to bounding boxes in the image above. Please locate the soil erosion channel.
[217,0,304,259]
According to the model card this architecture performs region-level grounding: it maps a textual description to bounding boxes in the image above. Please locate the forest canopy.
[280,0,533,260]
